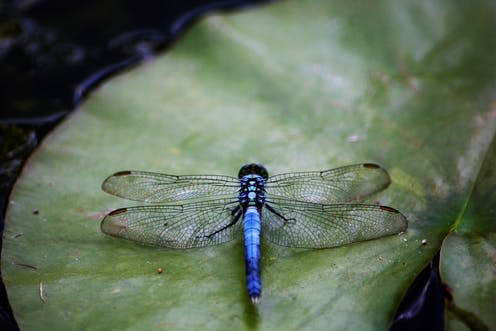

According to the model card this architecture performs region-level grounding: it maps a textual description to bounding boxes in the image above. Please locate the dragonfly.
[100,163,407,303]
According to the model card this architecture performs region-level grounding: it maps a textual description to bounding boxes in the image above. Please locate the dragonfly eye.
[238,163,269,179]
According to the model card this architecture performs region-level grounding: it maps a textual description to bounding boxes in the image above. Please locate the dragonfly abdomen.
[243,206,262,304]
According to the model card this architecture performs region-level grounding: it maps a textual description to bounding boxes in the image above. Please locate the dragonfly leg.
[205,206,242,239]
[265,203,295,223]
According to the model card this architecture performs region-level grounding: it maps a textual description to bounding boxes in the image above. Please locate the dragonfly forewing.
[102,170,240,203]
[101,198,242,248]
[266,163,391,204]
[262,197,407,248]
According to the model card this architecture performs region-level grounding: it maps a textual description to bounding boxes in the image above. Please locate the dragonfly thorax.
[238,174,266,208]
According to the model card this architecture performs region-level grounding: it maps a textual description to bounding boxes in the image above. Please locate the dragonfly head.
[238,163,268,179]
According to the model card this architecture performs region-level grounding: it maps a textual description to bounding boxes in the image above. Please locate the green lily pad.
[2,0,496,330]
[441,137,496,331]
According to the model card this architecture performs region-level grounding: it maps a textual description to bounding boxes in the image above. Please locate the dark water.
[0,1,443,330]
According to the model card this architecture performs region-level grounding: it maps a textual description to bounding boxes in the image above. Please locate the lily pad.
[2,0,496,330]
[441,137,496,331]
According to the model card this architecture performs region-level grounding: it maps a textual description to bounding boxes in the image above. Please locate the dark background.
[0,1,443,330]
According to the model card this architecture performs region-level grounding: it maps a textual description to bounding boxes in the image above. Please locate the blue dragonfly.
[101,163,407,303]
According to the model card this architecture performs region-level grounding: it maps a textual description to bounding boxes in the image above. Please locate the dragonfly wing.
[262,197,407,248]
[266,163,391,204]
[101,198,243,248]
[102,171,239,203]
